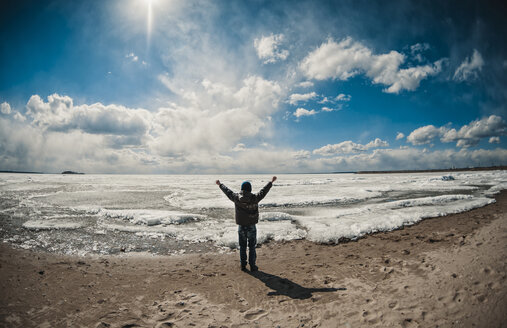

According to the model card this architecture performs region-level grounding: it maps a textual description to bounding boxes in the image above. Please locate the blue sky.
[0,0,506,173]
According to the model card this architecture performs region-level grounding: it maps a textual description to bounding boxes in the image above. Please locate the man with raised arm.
[216,176,277,272]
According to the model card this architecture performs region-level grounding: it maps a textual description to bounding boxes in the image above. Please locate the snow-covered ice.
[0,171,505,254]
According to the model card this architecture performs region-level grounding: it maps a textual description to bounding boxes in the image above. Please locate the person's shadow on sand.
[247,270,346,300]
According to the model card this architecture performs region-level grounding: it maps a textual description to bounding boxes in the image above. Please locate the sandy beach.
[1,191,506,328]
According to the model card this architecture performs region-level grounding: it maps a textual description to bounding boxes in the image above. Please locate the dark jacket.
[219,181,273,226]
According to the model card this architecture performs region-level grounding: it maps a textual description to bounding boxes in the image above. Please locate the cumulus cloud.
[19,74,283,163]
[299,37,444,93]
[152,75,283,156]
[293,107,317,118]
[254,33,289,64]
[366,138,389,148]
[26,94,151,136]
[288,92,317,105]
[313,138,389,156]
[441,115,506,147]
[453,49,484,81]
[406,125,447,145]
[1,102,11,115]
[489,136,500,144]
[396,132,405,140]
[0,79,285,173]
[315,147,507,172]
[407,115,506,147]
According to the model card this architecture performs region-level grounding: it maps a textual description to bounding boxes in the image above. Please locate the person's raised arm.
[217,180,238,202]
[256,176,277,202]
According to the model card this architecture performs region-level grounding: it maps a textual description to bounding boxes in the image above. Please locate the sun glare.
[145,0,155,47]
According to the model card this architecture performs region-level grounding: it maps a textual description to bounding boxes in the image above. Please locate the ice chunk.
[23,219,84,230]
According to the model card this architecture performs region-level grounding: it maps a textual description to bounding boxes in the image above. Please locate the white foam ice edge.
[300,196,495,244]
[92,194,497,248]
[97,208,206,226]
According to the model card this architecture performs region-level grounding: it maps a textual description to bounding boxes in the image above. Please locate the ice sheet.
[0,171,505,254]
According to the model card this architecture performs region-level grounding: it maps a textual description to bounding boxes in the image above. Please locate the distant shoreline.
[0,170,44,174]
[353,165,507,174]
[0,170,84,175]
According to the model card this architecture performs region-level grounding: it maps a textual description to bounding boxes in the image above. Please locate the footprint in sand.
[244,309,268,320]
[155,323,174,328]
[401,318,418,328]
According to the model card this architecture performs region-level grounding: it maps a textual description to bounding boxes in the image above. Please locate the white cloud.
[299,37,444,93]
[410,43,430,55]
[441,115,506,147]
[313,138,389,156]
[318,96,330,104]
[152,75,283,156]
[489,136,500,144]
[254,33,289,64]
[407,115,506,147]
[396,132,405,140]
[1,102,11,115]
[410,43,430,62]
[1,103,506,174]
[289,92,317,105]
[321,106,338,112]
[0,81,285,173]
[453,49,484,81]
[335,93,351,101]
[314,147,507,172]
[298,81,314,88]
[26,94,151,137]
[406,125,446,145]
[13,112,26,122]
[293,107,317,118]
[366,138,389,148]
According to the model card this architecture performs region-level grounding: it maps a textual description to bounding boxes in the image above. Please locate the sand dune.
[1,192,506,327]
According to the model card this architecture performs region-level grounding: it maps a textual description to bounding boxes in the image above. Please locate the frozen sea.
[1,171,506,255]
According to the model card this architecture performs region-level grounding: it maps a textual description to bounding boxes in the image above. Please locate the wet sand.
[1,192,506,327]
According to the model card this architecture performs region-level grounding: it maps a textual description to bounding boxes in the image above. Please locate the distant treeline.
[0,170,85,174]
[355,166,507,174]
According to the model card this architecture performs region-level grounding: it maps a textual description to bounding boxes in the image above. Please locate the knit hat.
[241,181,252,193]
